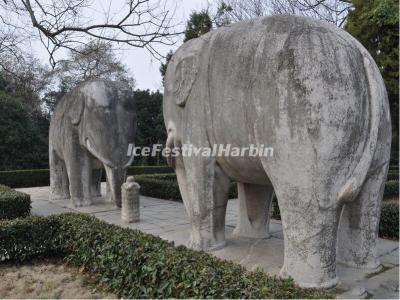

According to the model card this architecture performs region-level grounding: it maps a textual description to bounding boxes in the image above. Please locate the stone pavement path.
[18,184,399,299]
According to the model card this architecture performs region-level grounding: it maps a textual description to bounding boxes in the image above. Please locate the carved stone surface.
[121,176,140,223]
[49,80,136,207]
[163,15,392,288]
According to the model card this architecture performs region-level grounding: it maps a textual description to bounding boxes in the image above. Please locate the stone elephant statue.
[49,80,136,207]
[163,15,391,288]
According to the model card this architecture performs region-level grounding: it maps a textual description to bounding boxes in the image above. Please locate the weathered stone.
[49,80,136,208]
[163,15,392,288]
[121,176,140,223]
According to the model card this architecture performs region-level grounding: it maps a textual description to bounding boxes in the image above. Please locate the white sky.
[31,0,210,91]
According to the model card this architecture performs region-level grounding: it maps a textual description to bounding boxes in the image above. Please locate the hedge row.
[135,174,182,201]
[384,180,399,197]
[379,202,399,239]
[0,213,330,299]
[0,184,31,219]
[0,166,173,188]
[387,172,399,181]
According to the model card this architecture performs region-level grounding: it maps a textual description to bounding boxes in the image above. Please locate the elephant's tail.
[337,49,385,203]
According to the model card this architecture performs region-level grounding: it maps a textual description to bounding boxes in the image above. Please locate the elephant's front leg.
[178,154,230,251]
[80,151,93,206]
[65,147,92,207]
[233,183,273,239]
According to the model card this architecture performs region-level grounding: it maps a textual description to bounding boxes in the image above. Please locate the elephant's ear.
[173,55,199,107]
[69,91,85,125]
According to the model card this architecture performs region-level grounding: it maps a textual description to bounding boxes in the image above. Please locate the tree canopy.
[345,0,399,163]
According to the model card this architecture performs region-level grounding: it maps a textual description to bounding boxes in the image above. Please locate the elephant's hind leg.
[274,182,340,288]
[232,183,272,239]
[337,163,389,271]
[49,150,70,201]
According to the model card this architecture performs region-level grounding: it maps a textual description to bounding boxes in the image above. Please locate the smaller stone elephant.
[49,80,136,207]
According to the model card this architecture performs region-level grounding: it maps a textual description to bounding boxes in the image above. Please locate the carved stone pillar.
[121,176,140,223]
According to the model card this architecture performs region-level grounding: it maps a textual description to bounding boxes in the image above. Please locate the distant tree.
[0,91,49,170]
[0,56,52,112]
[160,10,214,84]
[134,89,166,165]
[184,10,213,42]
[56,41,135,91]
[43,41,135,112]
[159,50,174,85]
[345,0,399,164]
[215,0,352,26]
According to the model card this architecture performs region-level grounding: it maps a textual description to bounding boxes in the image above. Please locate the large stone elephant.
[163,15,391,288]
[49,80,136,207]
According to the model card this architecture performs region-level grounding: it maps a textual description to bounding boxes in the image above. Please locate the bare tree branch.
[216,0,353,27]
[0,0,181,67]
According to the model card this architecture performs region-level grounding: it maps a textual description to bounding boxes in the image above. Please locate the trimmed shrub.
[135,174,182,201]
[379,202,399,239]
[0,166,173,188]
[0,216,61,261]
[384,180,399,196]
[387,172,399,181]
[0,184,31,219]
[127,165,173,175]
[0,213,330,298]
[0,169,50,188]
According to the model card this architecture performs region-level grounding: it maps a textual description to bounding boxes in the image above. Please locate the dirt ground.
[0,259,117,299]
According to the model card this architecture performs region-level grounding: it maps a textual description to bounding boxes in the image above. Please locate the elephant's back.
[204,15,375,183]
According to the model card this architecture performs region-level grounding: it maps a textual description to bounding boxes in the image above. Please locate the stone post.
[121,176,140,223]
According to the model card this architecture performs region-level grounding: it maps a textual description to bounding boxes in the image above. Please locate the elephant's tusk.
[124,153,135,169]
[85,138,115,168]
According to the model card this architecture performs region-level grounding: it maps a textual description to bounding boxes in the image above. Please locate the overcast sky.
[31,0,209,92]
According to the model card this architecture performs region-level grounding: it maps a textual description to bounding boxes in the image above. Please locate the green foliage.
[379,202,399,239]
[0,184,31,219]
[0,169,50,188]
[135,174,182,201]
[0,216,62,261]
[0,166,173,188]
[184,10,213,42]
[0,94,49,170]
[345,0,399,164]
[384,180,399,197]
[159,50,174,85]
[134,90,166,165]
[0,213,331,298]
[387,171,399,181]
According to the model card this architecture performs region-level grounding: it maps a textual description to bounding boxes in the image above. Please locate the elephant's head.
[163,37,207,168]
[70,80,137,206]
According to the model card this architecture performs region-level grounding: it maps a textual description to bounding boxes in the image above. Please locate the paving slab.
[17,184,399,299]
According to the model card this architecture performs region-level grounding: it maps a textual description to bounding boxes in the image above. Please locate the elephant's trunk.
[104,165,126,207]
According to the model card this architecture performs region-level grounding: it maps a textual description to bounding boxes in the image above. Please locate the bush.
[0,169,50,188]
[384,180,399,196]
[379,202,399,239]
[0,166,173,188]
[127,166,173,176]
[135,174,182,201]
[387,172,399,181]
[0,184,31,219]
[0,213,330,298]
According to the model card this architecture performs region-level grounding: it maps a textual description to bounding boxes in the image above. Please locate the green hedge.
[387,172,399,181]
[0,169,50,188]
[0,184,31,219]
[0,166,173,188]
[0,213,330,299]
[384,180,399,197]
[135,174,182,201]
[379,202,399,239]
